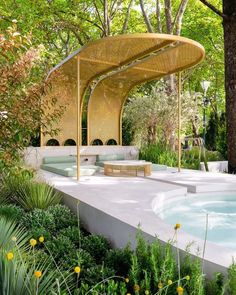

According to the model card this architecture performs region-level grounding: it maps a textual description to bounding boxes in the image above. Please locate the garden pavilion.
[42,33,205,179]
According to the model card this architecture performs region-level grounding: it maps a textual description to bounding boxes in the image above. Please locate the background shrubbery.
[139,143,224,170]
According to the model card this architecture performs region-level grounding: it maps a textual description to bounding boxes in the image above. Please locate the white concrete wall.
[200,161,228,173]
[24,146,139,169]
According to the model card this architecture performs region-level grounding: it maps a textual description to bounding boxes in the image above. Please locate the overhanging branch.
[199,0,228,20]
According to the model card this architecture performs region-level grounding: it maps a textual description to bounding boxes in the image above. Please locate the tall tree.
[199,0,236,173]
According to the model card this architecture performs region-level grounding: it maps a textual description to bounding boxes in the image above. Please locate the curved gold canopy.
[44,33,205,147]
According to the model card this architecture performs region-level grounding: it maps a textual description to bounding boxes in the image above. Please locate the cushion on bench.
[40,163,99,177]
[42,156,76,164]
[95,154,125,167]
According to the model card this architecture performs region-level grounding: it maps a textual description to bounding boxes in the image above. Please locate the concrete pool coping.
[38,168,236,277]
[148,168,236,193]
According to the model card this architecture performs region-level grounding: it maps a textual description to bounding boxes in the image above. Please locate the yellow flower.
[30,239,37,247]
[145,290,149,295]
[6,252,14,261]
[168,279,173,285]
[158,282,163,289]
[34,271,42,278]
[126,294,131,295]
[177,286,184,295]
[185,275,190,281]
[125,277,129,283]
[39,236,44,243]
[174,223,181,230]
[133,284,140,292]
[74,266,81,274]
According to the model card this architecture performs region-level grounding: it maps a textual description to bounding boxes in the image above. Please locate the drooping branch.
[122,0,134,33]
[156,0,162,33]
[172,0,189,35]
[139,0,154,33]
[199,0,228,19]
[164,0,172,34]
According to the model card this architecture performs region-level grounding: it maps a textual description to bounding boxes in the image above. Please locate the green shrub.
[59,226,82,247]
[82,265,115,286]
[47,204,77,231]
[105,246,132,276]
[21,205,78,239]
[21,208,56,236]
[82,235,111,264]
[0,204,24,221]
[45,235,75,259]
[228,261,236,295]
[139,143,177,167]
[206,272,225,295]
[61,249,95,272]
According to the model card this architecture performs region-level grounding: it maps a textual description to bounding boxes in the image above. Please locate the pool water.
[155,193,236,250]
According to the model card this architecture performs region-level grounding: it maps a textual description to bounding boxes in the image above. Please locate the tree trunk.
[173,0,189,35]
[122,0,134,33]
[164,0,172,34]
[223,1,236,173]
[139,0,154,32]
[156,0,162,33]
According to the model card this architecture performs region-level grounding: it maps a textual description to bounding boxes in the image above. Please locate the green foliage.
[206,272,225,295]
[129,234,177,294]
[216,113,227,159]
[140,144,224,170]
[0,204,24,221]
[0,217,69,295]
[62,249,95,272]
[21,208,56,239]
[82,265,115,286]
[46,204,77,231]
[77,279,127,295]
[105,246,132,276]
[82,235,111,264]
[140,143,177,167]
[11,181,62,210]
[0,172,33,204]
[124,83,200,147]
[205,112,219,151]
[122,117,134,146]
[1,173,61,210]
[21,204,77,239]
[0,23,65,171]
[59,226,82,247]
[46,235,75,259]
[181,248,205,295]
[228,261,236,295]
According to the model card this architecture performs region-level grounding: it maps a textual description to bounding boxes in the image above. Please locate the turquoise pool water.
[156,193,236,250]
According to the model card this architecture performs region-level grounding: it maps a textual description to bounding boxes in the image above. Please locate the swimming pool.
[154,192,236,250]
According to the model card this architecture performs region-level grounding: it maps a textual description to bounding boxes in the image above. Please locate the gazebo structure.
[42,33,205,179]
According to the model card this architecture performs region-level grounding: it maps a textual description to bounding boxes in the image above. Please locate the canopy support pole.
[77,57,81,180]
[178,72,182,172]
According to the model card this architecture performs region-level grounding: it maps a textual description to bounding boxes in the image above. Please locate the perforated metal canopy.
[49,33,205,100]
[44,33,205,179]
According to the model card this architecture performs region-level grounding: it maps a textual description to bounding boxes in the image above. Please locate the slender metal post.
[77,57,81,180]
[177,72,182,172]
